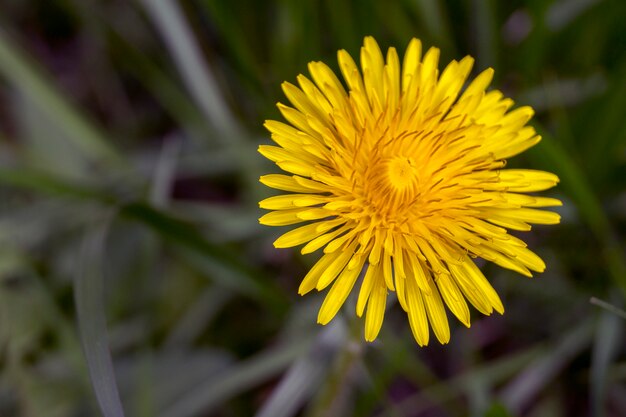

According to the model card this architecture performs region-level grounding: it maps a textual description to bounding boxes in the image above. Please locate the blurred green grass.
[0,0,625,416]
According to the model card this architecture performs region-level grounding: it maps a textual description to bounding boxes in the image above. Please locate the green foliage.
[0,0,624,416]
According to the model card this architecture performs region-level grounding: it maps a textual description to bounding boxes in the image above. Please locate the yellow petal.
[406,276,429,346]
[273,221,331,248]
[364,278,387,342]
[456,257,504,314]
[361,36,385,111]
[405,254,431,294]
[368,231,383,265]
[308,61,348,110]
[383,47,401,110]
[259,174,327,193]
[259,209,307,226]
[491,169,560,192]
[338,49,365,94]
[449,262,494,316]
[259,194,328,210]
[357,263,378,317]
[316,241,357,290]
[402,38,422,94]
[299,252,340,295]
[422,278,450,344]
[297,208,334,221]
[435,273,470,327]
[301,226,348,255]
[318,254,366,324]
[297,74,333,117]
[503,208,561,225]
[382,251,395,291]
[476,244,533,277]
[282,81,328,124]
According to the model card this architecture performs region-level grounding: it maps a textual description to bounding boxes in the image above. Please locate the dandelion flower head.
[259,37,561,345]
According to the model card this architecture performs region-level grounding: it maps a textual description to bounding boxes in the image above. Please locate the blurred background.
[0,0,625,416]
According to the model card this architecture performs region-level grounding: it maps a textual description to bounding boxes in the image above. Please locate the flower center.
[387,156,420,192]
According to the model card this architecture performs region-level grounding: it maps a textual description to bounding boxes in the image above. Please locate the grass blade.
[545,0,602,31]
[499,318,594,414]
[0,27,123,167]
[119,202,288,311]
[255,322,346,417]
[159,334,314,417]
[529,128,626,296]
[138,0,239,139]
[403,0,455,52]
[590,297,626,321]
[590,296,624,417]
[75,216,126,417]
[0,167,114,202]
[471,0,498,71]
[138,0,264,199]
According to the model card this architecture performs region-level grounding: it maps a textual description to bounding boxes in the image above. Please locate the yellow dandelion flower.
[258,36,561,346]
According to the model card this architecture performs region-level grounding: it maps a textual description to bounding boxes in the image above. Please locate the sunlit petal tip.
[280,80,294,91]
[458,55,475,68]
